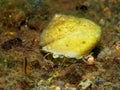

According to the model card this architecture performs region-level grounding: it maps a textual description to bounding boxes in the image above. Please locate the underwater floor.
[0,0,120,90]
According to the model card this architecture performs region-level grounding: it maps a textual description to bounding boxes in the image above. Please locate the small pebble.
[94,77,105,86]
[57,81,65,87]
[99,18,105,26]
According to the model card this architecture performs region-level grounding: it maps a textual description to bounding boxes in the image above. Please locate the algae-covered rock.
[40,14,101,59]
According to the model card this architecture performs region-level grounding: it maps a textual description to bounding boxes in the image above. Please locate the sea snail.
[40,14,101,59]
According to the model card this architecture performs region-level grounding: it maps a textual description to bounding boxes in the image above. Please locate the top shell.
[40,14,101,59]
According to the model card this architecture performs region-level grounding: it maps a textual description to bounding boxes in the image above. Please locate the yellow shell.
[40,14,101,59]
